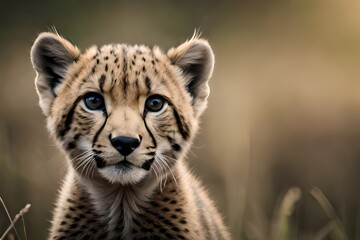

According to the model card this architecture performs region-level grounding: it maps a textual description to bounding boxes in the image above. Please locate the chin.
[98,165,148,185]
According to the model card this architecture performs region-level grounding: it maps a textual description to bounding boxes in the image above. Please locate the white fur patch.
[99,165,147,185]
[78,137,92,151]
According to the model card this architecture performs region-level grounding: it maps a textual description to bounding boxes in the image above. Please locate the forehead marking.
[122,45,128,100]
[98,74,106,93]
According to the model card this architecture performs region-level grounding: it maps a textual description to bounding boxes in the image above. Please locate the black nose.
[110,136,141,156]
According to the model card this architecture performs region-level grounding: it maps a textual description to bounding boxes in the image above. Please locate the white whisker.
[156,154,178,186]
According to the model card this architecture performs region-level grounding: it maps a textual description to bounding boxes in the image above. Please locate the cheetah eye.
[83,92,105,111]
[145,95,167,113]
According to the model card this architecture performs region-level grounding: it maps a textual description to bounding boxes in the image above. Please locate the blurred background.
[1,0,360,239]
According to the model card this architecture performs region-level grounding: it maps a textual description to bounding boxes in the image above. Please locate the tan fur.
[31,32,230,240]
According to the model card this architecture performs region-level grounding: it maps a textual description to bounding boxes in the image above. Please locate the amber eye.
[83,92,105,111]
[145,95,166,113]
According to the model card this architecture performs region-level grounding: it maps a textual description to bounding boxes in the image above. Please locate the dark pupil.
[149,98,162,110]
[87,96,101,108]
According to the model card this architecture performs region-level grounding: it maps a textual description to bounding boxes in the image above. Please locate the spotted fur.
[31,32,230,240]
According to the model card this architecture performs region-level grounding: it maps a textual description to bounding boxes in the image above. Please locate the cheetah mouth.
[94,156,154,171]
[114,160,133,170]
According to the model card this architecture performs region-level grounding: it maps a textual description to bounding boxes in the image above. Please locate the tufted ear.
[30,32,80,116]
[167,37,214,118]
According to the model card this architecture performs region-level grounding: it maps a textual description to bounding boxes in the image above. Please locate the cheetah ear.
[167,38,214,117]
[30,32,80,116]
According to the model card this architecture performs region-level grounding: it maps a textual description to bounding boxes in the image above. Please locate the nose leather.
[110,136,141,156]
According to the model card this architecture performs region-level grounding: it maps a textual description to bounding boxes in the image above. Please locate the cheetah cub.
[31,32,230,240]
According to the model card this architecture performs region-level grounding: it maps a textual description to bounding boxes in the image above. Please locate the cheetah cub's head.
[31,32,214,185]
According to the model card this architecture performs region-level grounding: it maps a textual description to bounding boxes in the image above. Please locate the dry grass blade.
[21,215,28,240]
[311,187,348,240]
[271,187,302,240]
[314,221,336,240]
[0,197,21,239]
[0,201,31,240]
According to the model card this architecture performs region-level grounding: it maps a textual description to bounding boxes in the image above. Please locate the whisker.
[69,153,93,172]
[157,154,178,186]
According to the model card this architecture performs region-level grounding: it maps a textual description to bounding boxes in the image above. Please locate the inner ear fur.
[30,32,80,115]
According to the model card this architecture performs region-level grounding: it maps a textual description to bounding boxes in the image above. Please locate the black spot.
[151,60,155,65]
[74,133,81,140]
[96,59,99,64]
[172,144,181,152]
[175,208,183,213]
[65,214,72,219]
[98,74,106,92]
[170,200,177,204]
[142,227,153,233]
[172,226,180,232]
[123,78,129,95]
[170,215,177,219]
[177,234,185,239]
[69,207,76,211]
[94,155,106,168]
[104,56,109,60]
[145,77,151,93]
[163,197,170,202]
[60,221,66,225]
[67,142,76,150]
[105,64,108,71]
[179,218,187,224]
[77,205,86,210]
[114,58,119,63]
[141,158,154,171]
[142,57,146,61]
[87,219,97,224]
[161,207,171,212]
[142,66,146,72]
[167,136,174,143]
[162,219,173,226]
[93,149,102,154]
[158,227,167,233]
[150,202,160,208]
[147,151,156,156]
[69,223,78,229]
